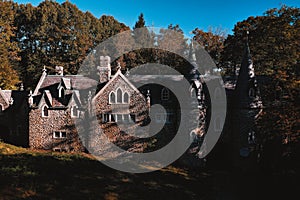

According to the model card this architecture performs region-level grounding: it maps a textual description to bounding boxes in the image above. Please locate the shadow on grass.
[0,153,214,200]
[0,146,299,200]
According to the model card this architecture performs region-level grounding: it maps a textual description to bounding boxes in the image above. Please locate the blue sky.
[14,0,300,37]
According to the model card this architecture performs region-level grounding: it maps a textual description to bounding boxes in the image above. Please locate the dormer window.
[161,88,170,100]
[42,105,49,117]
[59,87,65,98]
[71,106,79,118]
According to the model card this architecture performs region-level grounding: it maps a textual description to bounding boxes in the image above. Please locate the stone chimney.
[146,90,151,111]
[28,90,33,107]
[97,56,111,83]
[55,66,64,76]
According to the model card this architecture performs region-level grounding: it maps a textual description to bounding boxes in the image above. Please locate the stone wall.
[29,107,84,152]
[92,74,149,153]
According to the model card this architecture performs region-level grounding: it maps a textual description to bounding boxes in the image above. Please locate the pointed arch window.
[161,88,170,100]
[109,92,116,104]
[190,88,196,98]
[71,106,79,118]
[248,88,255,98]
[42,105,49,117]
[123,92,129,104]
[59,87,65,98]
[117,88,122,103]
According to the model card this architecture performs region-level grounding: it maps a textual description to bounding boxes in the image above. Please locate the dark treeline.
[0,0,129,89]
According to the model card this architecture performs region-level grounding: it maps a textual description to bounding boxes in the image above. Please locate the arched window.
[123,92,129,103]
[117,88,122,103]
[109,92,116,104]
[42,105,49,117]
[71,106,78,118]
[161,88,169,100]
[59,87,65,98]
[248,88,255,98]
[190,88,196,98]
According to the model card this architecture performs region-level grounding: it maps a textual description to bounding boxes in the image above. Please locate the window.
[249,88,255,98]
[53,131,67,139]
[109,92,116,104]
[0,104,2,113]
[71,106,79,118]
[111,114,115,122]
[161,88,170,100]
[42,105,49,117]
[115,114,122,122]
[190,88,196,98]
[123,114,130,123]
[117,88,122,103]
[102,113,109,123]
[123,92,129,103]
[59,87,65,98]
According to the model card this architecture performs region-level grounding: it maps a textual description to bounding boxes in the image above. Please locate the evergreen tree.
[133,13,145,30]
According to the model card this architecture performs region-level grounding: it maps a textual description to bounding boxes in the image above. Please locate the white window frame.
[71,106,79,118]
[116,88,123,104]
[58,87,65,98]
[42,105,49,117]
[53,131,67,139]
[109,91,116,104]
[123,92,129,104]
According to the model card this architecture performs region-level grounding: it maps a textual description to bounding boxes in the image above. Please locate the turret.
[235,33,262,109]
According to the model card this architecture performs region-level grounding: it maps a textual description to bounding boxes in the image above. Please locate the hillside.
[1,141,299,200]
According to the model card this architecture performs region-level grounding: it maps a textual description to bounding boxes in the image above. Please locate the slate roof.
[32,73,98,109]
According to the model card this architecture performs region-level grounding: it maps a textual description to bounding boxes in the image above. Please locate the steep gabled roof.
[93,69,141,102]
[57,77,72,90]
[235,40,262,109]
[0,89,10,107]
[34,74,98,96]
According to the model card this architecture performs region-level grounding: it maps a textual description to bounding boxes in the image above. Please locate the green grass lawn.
[0,142,299,200]
[0,142,214,199]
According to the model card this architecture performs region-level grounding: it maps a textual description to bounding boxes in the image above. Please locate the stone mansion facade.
[0,43,263,158]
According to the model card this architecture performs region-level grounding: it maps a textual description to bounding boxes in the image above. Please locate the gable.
[0,90,9,109]
[93,70,143,103]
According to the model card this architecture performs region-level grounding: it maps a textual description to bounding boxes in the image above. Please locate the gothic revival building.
[0,42,262,160]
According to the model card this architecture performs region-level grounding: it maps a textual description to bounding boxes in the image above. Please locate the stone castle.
[0,42,263,159]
